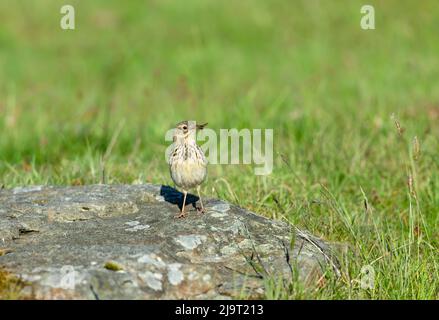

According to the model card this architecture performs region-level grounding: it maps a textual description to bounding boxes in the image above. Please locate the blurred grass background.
[0,0,438,299]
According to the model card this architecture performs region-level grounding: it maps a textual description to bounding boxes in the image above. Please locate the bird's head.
[173,120,207,144]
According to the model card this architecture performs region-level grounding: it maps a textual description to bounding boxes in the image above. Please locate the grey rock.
[0,184,340,299]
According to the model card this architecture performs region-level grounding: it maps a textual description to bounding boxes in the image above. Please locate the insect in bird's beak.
[196,123,208,130]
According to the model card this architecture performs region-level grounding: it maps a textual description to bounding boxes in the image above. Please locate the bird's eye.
[182,126,187,130]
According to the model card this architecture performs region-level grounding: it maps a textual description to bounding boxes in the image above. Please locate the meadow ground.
[0,0,438,299]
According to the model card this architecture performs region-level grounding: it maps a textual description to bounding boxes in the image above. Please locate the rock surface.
[0,184,339,299]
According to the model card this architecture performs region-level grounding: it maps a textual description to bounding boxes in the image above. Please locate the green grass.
[0,0,438,299]
[0,268,26,300]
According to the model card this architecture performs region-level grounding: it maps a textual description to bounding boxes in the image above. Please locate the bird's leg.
[196,186,205,214]
[175,190,188,218]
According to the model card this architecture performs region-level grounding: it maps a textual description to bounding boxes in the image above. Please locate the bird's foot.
[196,206,206,214]
[174,211,187,219]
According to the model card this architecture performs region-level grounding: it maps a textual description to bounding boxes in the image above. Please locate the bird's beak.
[196,122,208,130]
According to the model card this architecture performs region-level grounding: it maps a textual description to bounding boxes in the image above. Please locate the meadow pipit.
[169,120,208,218]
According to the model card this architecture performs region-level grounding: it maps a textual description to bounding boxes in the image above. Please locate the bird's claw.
[174,211,187,219]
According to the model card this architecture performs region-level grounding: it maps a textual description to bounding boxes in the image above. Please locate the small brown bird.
[168,120,208,218]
